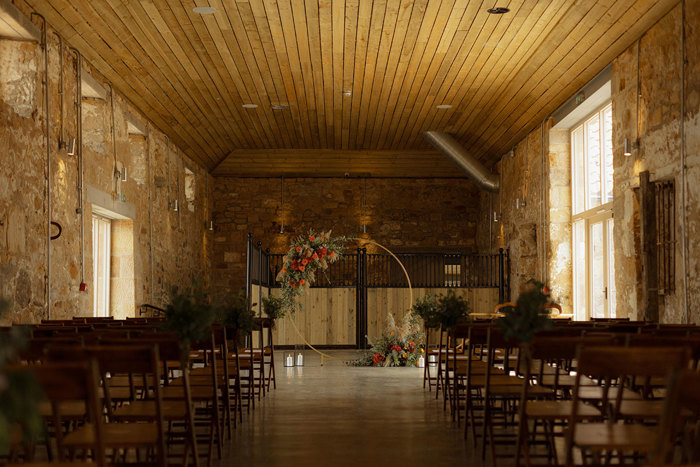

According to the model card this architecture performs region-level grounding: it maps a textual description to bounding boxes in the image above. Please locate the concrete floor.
[217,350,485,467]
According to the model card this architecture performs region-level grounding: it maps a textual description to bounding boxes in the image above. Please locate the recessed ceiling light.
[271,104,289,110]
[192,6,216,14]
[242,104,258,109]
[436,104,452,109]
[487,7,510,14]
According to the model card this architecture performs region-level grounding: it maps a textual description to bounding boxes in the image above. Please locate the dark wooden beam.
[639,170,658,322]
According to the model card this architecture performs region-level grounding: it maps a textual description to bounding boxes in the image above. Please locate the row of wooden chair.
[2,317,279,467]
[425,320,700,466]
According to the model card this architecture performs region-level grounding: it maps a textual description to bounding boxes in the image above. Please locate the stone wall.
[0,8,212,324]
[612,5,700,323]
[475,127,549,303]
[212,178,481,297]
[478,4,700,323]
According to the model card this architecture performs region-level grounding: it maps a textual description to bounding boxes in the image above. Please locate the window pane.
[603,105,614,203]
[572,126,585,214]
[585,115,602,210]
[607,218,616,317]
[573,220,587,320]
[589,221,605,318]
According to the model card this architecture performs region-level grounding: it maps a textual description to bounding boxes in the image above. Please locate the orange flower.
[299,265,306,272]
[299,279,305,285]
[309,235,316,241]
[329,250,335,257]
[312,253,319,260]
[296,246,302,253]
[301,258,309,266]
[281,267,287,273]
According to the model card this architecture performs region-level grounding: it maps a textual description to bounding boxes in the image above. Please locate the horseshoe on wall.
[50,221,62,240]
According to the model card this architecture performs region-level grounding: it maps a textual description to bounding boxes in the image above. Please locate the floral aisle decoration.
[275,230,347,316]
[353,313,425,367]
[496,279,554,343]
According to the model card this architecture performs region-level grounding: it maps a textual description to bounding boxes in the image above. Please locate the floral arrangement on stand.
[274,230,347,316]
[496,279,554,343]
[352,313,425,367]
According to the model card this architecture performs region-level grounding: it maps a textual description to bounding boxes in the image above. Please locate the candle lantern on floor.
[428,354,437,367]
[418,355,425,368]
[294,343,305,367]
[284,350,294,367]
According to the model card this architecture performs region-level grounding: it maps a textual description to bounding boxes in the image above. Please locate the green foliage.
[496,280,554,343]
[160,285,216,351]
[218,291,255,340]
[0,298,43,453]
[435,291,471,329]
[261,295,285,320]
[411,294,441,328]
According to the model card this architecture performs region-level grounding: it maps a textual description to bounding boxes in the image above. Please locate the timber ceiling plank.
[22,0,682,175]
[464,0,668,158]
[477,0,679,159]
[24,0,214,162]
[63,0,226,163]
[102,0,238,157]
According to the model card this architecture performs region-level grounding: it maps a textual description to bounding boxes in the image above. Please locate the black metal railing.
[246,234,510,348]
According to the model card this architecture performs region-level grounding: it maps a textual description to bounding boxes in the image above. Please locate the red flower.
[309,235,316,242]
[542,286,550,295]
[407,341,416,352]
[372,353,385,365]
[289,280,295,287]
[296,246,302,253]
[318,247,327,258]
[312,253,319,260]
[390,345,402,354]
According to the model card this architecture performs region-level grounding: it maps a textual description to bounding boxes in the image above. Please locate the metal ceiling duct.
[423,131,500,192]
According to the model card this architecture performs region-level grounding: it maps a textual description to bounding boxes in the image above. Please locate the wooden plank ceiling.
[25,0,678,177]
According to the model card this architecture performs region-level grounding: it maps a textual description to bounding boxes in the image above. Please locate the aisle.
[218,350,479,466]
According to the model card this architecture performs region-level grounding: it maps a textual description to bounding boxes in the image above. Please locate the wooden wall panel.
[268,288,356,346]
[365,288,499,341]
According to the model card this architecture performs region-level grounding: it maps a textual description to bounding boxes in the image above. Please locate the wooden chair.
[47,345,166,467]
[564,346,691,466]
[6,360,106,467]
[103,337,199,467]
[655,369,700,464]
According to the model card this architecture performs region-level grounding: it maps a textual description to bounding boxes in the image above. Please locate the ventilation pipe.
[422,131,500,192]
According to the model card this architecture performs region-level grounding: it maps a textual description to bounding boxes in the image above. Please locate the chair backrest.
[577,346,691,380]
[8,360,106,465]
[656,369,700,464]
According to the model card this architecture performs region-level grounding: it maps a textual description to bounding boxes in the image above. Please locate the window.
[92,215,111,317]
[571,103,616,320]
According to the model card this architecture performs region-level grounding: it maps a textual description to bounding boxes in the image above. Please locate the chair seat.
[8,463,97,467]
[526,401,601,419]
[112,400,188,420]
[490,384,553,397]
[162,385,216,401]
[39,401,87,419]
[540,374,598,388]
[577,386,642,401]
[63,423,159,448]
[572,422,659,451]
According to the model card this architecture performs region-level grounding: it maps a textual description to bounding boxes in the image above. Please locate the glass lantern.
[294,343,305,367]
[283,350,295,367]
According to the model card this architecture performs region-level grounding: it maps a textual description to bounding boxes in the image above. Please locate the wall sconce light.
[624,138,633,157]
[66,137,76,156]
[121,167,127,182]
[207,220,214,231]
[172,199,179,212]
[493,211,499,223]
